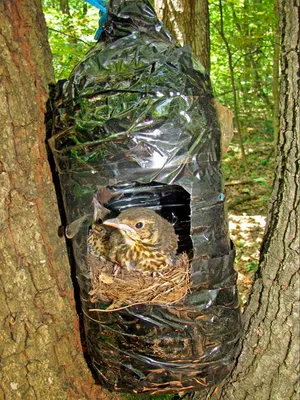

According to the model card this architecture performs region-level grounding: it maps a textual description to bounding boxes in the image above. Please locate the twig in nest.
[87,253,190,311]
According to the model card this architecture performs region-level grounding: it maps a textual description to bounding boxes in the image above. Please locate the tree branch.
[48,27,90,45]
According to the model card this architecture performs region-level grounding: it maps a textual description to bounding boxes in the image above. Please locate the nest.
[87,253,190,311]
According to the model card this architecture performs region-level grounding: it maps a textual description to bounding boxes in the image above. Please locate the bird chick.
[88,207,178,275]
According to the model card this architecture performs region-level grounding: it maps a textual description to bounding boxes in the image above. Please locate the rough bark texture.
[193,0,299,398]
[0,1,119,399]
[155,0,210,72]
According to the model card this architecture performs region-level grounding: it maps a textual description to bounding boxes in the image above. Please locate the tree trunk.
[193,0,299,398]
[155,0,235,156]
[0,1,118,399]
[155,0,210,72]
[215,0,246,162]
[60,0,70,15]
[272,0,281,152]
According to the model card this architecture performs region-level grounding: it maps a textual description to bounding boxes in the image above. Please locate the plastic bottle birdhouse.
[50,0,241,395]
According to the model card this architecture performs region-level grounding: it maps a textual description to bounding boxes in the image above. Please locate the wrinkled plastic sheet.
[50,0,241,394]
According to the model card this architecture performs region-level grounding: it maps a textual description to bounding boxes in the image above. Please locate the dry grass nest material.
[87,253,190,311]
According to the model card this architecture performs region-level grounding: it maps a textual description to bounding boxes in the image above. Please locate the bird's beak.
[103,218,135,234]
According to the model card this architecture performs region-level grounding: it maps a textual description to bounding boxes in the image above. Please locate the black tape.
[50,0,241,394]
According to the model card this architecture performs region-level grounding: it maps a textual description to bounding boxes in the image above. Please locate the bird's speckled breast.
[114,240,171,273]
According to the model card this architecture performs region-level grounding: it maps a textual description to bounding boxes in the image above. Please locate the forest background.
[43,0,277,307]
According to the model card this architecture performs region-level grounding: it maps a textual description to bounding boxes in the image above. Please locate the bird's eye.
[135,222,143,229]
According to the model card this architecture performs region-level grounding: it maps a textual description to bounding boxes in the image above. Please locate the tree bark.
[0,1,118,399]
[215,0,246,162]
[155,0,210,72]
[272,0,281,151]
[193,0,299,398]
[155,0,235,156]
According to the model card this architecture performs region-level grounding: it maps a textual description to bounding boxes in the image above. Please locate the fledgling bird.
[88,207,178,275]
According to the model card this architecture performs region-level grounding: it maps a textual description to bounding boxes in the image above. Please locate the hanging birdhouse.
[50,0,241,395]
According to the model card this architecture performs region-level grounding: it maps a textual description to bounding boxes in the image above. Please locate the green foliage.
[43,1,275,213]
[44,0,277,150]
[42,0,99,80]
[210,0,275,139]
[222,133,274,216]
[245,260,259,273]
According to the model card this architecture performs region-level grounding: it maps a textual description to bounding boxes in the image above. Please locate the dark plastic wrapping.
[50,0,241,395]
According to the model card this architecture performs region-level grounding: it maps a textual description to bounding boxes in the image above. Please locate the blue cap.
[85,0,108,40]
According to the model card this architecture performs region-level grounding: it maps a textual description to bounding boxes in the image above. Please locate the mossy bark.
[0,1,119,399]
